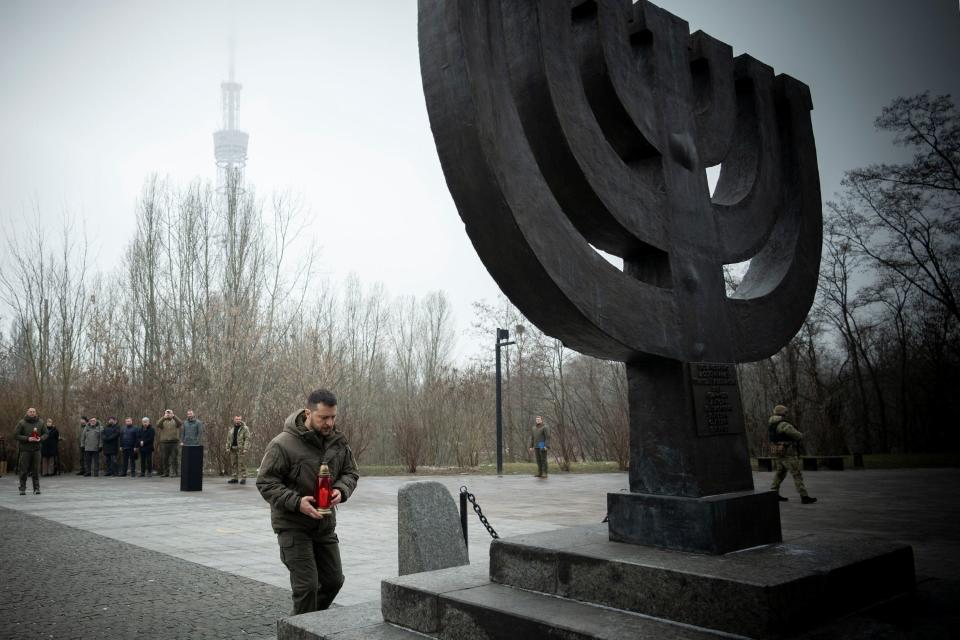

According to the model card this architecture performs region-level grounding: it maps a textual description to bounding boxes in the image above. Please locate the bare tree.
[0,209,90,468]
[829,92,959,325]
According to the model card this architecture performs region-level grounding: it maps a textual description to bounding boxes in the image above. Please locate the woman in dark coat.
[41,419,60,476]
[137,417,156,478]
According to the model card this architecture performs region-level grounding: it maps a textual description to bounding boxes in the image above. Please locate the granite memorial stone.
[398,481,470,575]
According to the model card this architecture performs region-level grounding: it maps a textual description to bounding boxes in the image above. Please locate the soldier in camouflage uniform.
[257,389,359,615]
[225,415,251,484]
[769,405,817,504]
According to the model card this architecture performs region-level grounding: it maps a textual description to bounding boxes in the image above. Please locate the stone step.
[489,525,915,638]
[380,564,725,639]
[277,599,429,640]
[381,564,491,635]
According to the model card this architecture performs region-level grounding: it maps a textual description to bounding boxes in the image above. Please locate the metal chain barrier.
[460,485,500,539]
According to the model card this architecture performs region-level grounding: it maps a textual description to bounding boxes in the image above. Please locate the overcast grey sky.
[1,1,958,361]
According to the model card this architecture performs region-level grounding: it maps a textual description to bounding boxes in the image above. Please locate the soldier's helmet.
[773,405,789,416]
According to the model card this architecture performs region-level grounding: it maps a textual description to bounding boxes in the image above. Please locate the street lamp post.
[495,327,515,475]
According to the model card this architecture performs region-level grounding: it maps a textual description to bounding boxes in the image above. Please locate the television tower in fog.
[213,35,248,197]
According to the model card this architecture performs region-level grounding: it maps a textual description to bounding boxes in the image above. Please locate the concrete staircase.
[278,525,915,639]
[380,563,722,639]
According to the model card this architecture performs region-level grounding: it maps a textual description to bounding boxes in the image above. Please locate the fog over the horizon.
[2,0,958,362]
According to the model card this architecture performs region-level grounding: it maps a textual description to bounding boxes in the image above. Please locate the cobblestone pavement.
[0,506,289,640]
[1,467,958,630]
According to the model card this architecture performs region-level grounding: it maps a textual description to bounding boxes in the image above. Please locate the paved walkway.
[1,507,289,640]
[1,468,958,628]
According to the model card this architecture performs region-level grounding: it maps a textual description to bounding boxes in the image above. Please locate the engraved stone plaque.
[689,363,745,437]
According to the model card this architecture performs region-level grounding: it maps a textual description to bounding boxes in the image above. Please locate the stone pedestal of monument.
[607,360,785,555]
[485,526,914,638]
[607,489,783,554]
[279,525,915,640]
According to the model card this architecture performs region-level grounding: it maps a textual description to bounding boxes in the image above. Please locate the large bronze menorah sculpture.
[419,0,822,553]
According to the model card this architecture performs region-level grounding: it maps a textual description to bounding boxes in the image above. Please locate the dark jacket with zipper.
[256,410,359,533]
[41,426,60,457]
[138,426,156,453]
[102,424,121,454]
[13,417,48,453]
[120,425,139,449]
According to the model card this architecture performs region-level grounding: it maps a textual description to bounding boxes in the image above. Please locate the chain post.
[459,485,469,549]
[459,485,499,540]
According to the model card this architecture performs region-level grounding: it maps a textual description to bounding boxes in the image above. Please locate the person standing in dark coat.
[14,407,48,495]
[101,417,121,476]
[137,417,156,478]
[119,417,138,477]
[41,418,60,476]
[0,435,7,477]
[76,416,89,475]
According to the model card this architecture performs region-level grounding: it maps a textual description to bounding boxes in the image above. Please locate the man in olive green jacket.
[528,415,550,478]
[257,389,359,615]
[13,407,48,495]
[225,415,251,484]
[156,409,182,477]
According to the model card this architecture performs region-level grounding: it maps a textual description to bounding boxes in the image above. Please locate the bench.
[802,456,844,471]
[756,455,845,471]
[756,457,774,472]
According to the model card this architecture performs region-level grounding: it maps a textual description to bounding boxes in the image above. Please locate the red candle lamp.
[314,464,333,515]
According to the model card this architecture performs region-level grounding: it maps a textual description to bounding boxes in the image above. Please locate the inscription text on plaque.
[689,363,745,437]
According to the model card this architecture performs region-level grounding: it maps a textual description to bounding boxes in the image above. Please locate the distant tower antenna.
[213,29,248,195]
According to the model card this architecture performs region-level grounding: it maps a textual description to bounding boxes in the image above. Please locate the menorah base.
[607,489,782,554]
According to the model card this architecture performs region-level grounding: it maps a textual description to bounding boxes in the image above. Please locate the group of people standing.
[10,408,253,494]
[74,411,191,478]
[74,410,252,482]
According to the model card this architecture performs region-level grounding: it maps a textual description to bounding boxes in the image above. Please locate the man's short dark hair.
[307,389,337,409]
